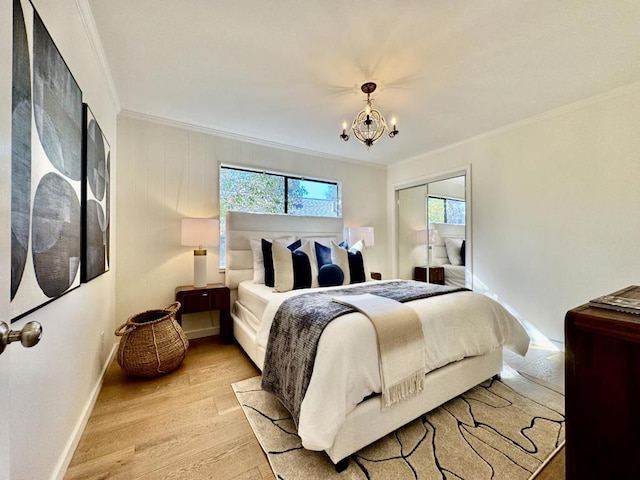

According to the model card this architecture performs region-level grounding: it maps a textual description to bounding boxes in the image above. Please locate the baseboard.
[51,342,118,480]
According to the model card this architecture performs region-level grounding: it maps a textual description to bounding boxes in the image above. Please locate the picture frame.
[81,103,111,283]
[10,0,83,321]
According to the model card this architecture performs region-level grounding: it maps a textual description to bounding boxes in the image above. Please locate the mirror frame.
[391,165,472,288]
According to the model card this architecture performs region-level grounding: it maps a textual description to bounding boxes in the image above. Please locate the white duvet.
[254,280,530,451]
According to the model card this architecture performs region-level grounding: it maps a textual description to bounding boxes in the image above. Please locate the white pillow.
[330,241,350,285]
[249,236,294,283]
[298,240,319,288]
[444,237,464,266]
[272,242,295,292]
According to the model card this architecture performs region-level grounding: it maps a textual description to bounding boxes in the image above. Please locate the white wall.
[388,84,640,343]
[0,0,119,478]
[116,115,388,336]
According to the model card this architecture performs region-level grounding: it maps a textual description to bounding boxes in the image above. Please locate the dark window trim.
[221,165,340,214]
[427,195,465,224]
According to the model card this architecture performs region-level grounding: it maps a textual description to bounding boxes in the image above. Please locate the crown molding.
[394,80,640,168]
[74,0,120,110]
[119,109,387,170]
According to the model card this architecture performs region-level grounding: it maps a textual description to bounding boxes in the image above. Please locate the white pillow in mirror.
[444,237,464,266]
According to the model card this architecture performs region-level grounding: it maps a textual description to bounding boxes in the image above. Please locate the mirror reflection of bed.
[396,172,469,288]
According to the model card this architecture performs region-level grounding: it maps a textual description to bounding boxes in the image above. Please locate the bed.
[225,211,530,470]
[429,222,467,287]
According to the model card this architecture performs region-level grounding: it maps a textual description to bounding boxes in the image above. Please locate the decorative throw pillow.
[330,241,351,284]
[315,242,332,268]
[262,238,301,287]
[444,237,464,266]
[272,241,312,292]
[250,236,293,283]
[298,241,319,288]
[318,264,344,287]
[461,239,466,266]
[348,239,371,283]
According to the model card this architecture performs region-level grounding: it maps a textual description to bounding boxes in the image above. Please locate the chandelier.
[340,82,398,149]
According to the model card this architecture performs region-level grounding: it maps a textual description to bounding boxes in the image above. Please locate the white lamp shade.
[415,229,428,245]
[347,226,375,246]
[181,218,219,247]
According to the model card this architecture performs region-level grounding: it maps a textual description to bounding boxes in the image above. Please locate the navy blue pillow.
[314,242,332,267]
[347,249,366,283]
[262,239,301,287]
[318,264,344,287]
[291,249,312,289]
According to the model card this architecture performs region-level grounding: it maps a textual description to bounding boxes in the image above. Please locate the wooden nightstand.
[174,283,233,344]
[414,266,428,282]
[413,266,444,285]
[428,266,445,285]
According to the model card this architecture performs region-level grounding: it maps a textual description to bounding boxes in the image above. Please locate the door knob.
[0,321,43,355]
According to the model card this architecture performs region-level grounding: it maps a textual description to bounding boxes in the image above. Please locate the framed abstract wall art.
[11,0,83,321]
[81,104,111,283]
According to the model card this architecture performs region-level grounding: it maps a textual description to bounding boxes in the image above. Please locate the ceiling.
[87,0,640,166]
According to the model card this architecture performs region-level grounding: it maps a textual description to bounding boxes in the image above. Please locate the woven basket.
[115,302,189,377]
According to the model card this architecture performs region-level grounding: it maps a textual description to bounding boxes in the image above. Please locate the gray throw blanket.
[261,280,466,425]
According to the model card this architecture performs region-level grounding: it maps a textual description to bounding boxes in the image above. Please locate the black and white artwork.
[82,104,111,282]
[10,0,83,321]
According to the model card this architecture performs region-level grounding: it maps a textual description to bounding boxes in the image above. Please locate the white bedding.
[249,279,530,451]
[237,281,274,320]
[443,264,466,288]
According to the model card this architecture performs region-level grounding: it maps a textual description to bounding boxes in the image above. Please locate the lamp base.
[193,250,207,288]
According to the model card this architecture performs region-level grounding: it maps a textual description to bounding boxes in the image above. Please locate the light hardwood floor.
[66,336,565,479]
[65,337,272,480]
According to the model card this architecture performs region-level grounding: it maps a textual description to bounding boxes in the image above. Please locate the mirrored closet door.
[395,171,471,288]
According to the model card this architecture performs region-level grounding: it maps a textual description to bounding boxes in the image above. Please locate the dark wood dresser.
[565,289,640,480]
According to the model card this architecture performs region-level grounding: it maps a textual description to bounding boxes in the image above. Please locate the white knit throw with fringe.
[332,293,426,408]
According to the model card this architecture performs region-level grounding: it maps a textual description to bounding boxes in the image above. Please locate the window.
[427,195,465,224]
[219,165,341,267]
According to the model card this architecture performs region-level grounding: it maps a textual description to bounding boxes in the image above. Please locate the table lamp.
[346,226,375,247]
[181,218,219,287]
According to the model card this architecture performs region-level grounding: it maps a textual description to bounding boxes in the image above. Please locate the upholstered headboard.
[430,222,465,266]
[225,211,344,290]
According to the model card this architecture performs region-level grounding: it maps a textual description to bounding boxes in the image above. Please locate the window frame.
[427,194,466,225]
[218,164,342,268]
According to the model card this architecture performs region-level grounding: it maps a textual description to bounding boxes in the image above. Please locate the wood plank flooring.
[66,336,565,479]
[65,337,272,480]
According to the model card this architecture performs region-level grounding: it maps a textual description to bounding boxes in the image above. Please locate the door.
[397,184,428,280]
[0,320,42,479]
[0,348,8,480]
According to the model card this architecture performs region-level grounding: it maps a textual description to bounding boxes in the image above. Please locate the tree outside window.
[427,196,465,225]
[219,166,341,267]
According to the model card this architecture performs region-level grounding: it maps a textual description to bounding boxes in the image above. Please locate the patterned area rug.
[232,367,564,479]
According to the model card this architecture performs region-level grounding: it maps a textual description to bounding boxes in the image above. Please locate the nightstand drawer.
[180,291,214,314]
